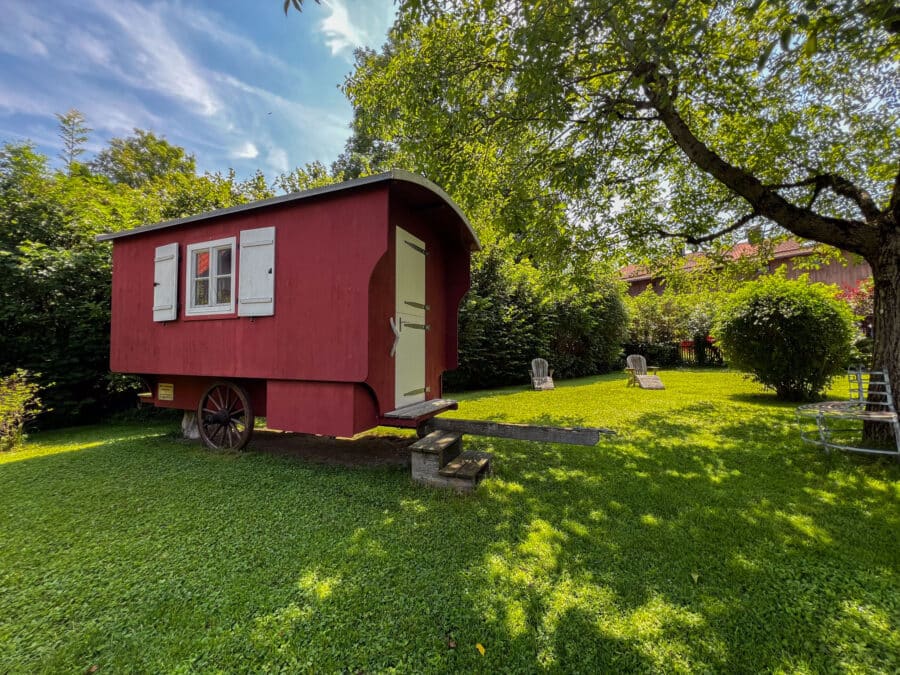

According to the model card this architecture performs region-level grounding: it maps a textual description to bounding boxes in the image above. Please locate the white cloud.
[0,0,395,176]
[213,73,345,128]
[0,85,50,117]
[177,5,297,76]
[319,0,367,56]
[0,3,51,58]
[232,141,259,159]
[84,0,220,116]
[267,147,290,173]
[67,28,112,68]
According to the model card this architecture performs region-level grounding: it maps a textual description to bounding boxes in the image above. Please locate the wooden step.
[438,450,492,480]
[410,430,464,490]
[410,429,462,455]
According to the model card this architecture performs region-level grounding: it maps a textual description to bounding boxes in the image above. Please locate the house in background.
[620,239,872,297]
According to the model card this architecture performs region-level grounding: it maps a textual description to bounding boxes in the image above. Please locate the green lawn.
[1,371,898,673]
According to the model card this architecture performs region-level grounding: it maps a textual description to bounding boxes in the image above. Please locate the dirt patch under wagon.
[242,429,415,468]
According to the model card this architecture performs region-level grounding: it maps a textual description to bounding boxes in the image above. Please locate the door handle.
[389,316,401,357]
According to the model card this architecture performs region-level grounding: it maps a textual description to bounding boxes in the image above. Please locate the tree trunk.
[864,231,900,443]
[869,232,900,381]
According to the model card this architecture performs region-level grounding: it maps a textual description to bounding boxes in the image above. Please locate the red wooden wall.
[109,180,473,437]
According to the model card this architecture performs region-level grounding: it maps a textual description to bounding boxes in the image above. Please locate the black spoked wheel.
[198,381,254,450]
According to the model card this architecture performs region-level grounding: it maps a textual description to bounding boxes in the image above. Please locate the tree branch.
[654,211,759,245]
[637,62,879,257]
[765,174,882,221]
[819,173,881,221]
[763,177,820,189]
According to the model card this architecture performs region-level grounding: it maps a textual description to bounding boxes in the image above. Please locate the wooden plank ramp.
[383,398,458,419]
[409,414,614,492]
[422,417,614,446]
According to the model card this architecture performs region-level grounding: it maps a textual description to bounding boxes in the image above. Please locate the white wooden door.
[394,227,427,408]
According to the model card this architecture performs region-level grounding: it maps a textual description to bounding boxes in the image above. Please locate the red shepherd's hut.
[98,170,480,449]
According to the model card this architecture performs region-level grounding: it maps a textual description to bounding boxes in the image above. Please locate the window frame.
[184,237,236,316]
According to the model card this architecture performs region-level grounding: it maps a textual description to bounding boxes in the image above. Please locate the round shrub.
[713,276,856,401]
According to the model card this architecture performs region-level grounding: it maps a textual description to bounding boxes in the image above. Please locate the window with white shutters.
[152,243,179,322]
[185,237,236,316]
[238,227,275,317]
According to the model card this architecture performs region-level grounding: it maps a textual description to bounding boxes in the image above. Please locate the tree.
[0,142,145,423]
[331,107,397,180]
[342,0,899,395]
[55,109,91,174]
[90,129,196,187]
[0,144,62,249]
[275,161,341,193]
[0,129,259,425]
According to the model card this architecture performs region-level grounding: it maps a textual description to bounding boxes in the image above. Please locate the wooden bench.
[796,368,900,460]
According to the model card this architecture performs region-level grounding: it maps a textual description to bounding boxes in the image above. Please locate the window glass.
[185,237,235,315]
[195,250,210,278]
[217,247,231,275]
[216,277,231,304]
[194,278,210,306]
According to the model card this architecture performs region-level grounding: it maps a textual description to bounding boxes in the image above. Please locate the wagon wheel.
[197,381,254,451]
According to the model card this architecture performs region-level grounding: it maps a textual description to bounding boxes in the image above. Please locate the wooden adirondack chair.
[530,358,555,390]
[625,354,665,389]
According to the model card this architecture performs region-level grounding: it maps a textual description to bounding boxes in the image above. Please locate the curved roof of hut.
[96,169,481,251]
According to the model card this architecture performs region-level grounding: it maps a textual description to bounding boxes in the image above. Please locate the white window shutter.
[238,226,275,316]
[152,243,179,322]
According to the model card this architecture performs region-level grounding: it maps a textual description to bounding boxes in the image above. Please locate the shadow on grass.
[447,399,900,671]
[725,391,848,410]
[1,397,898,672]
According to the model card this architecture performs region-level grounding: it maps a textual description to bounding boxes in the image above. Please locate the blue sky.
[0,0,396,178]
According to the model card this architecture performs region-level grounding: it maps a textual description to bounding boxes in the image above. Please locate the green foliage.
[347,0,899,392]
[55,109,91,174]
[549,276,628,378]
[446,253,627,390]
[714,275,856,400]
[0,127,265,426]
[343,19,606,280]
[0,370,42,451]
[0,144,60,248]
[90,129,196,188]
[0,241,115,424]
[446,255,549,390]
[350,0,896,257]
[2,373,898,671]
[274,161,342,193]
[621,340,682,368]
[633,289,722,341]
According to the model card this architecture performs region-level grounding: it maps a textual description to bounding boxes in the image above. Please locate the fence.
[623,337,725,368]
[678,338,725,367]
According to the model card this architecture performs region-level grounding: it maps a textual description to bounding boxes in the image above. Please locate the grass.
[1,370,898,673]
